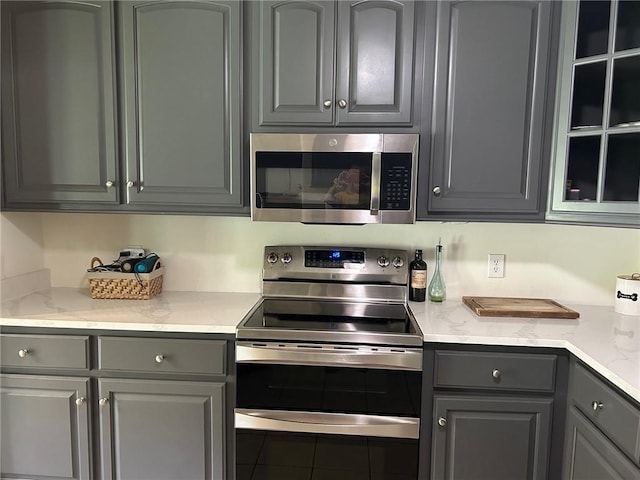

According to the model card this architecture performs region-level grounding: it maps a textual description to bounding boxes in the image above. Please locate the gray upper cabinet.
[119,0,243,210]
[1,0,245,214]
[253,0,416,127]
[1,0,119,207]
[548,0,640,227]
[418,0,555,220]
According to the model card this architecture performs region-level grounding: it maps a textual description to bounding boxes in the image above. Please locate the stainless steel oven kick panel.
[235,409,420,439]
[236,341,423,371]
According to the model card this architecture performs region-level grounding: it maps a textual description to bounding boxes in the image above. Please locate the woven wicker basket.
[87,257,163,300]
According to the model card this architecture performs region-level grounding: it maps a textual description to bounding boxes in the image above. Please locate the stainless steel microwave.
[250,133,419,224]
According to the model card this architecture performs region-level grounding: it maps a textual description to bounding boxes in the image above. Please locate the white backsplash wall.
[31,212,640,306]
[0,212,46,279]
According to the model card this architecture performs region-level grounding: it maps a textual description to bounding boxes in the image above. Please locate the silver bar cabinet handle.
[370,152,381,215]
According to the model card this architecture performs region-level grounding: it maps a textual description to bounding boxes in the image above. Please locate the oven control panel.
[304,249,365,268]
[263,246,409,286]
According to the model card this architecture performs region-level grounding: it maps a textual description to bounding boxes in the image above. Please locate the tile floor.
[236,431,418,480]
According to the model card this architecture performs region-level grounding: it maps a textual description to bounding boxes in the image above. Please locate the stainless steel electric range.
[235,246,423,480]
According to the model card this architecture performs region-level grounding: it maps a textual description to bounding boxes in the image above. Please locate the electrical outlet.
[488,254,505,278]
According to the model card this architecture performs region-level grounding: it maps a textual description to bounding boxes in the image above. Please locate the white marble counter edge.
[0,317,237,334]
[2,315,638,403]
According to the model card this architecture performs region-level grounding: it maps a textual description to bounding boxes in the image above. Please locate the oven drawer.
[569,361,640,464]
[0,334,89,370]
[98,337,226,375]
[434,350,557,392]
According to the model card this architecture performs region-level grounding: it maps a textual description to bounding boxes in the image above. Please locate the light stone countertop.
[1,288,638,403]
[0,288,261,334]
[409,300,640,403]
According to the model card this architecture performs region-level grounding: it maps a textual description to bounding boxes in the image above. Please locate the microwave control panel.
[380,153,412,210]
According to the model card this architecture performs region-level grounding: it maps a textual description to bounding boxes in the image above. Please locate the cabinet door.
[1,1,118,206]
[548,0,640,227]
[562,405,640,480]
[0,374,91,480]
[119,1,243,209]
[432,394,553,480]
[336,0,415,125]
[421,0,553,218]
[256,0,335,125]
[98,378,225,480]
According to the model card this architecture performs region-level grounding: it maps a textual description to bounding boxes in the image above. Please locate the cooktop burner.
[236,246,424,347]
[237,299,422,347]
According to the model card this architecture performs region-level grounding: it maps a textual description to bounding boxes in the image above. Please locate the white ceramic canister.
[615,273,640,316]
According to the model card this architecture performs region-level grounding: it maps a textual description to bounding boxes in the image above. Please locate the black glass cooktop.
[237,298,422,346]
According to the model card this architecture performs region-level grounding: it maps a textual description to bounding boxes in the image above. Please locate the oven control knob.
[377,256,390,268]
[392,256,404,268]
[266,252,279,264]
[281,253,292,264]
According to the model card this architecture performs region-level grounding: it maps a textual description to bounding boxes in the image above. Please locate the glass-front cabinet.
[549,0,640,226]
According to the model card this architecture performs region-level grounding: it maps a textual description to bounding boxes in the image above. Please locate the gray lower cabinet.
[428,348,560,480]
[418,0,556,220]
[0,331,230,480]
[1,0,119,207]
[431,395,553,480]
[0,374,91,480]
[562,359,640,479]
[251,0,416,127]
[98,378,225,480]
[562,406,639,480]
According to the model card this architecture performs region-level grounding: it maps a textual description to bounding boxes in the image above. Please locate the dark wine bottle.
[409,249,427,302]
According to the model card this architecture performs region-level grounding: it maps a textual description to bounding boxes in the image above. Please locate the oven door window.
[237,364,421,417]
[255,152,372,209]
[236,430,418,480]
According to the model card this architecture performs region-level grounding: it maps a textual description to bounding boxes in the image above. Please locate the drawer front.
[434,350,557,392]
[98,337,226,376]
[0,334,89,370]
[569,361,640,465]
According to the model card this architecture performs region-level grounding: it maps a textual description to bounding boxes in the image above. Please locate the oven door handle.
[235,342,423,371]
[235,408,419,439]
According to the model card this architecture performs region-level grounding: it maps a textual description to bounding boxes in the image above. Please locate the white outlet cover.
[488,254,505,278]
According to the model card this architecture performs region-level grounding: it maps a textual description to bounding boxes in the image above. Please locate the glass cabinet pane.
[604,133,640,201]
[615,0,640,51]
[566,136,601,201]
[576,1,611,58]
[609,55,640,127]
[571,62,607,129]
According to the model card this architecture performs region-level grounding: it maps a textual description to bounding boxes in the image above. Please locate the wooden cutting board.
[462,296,580,319]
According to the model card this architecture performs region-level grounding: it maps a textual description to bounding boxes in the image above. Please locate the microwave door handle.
[370,153,381,215]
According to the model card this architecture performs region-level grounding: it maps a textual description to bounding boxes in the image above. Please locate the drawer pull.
[492,369,501,380]
[75,397,86,407]
[155,354,165,364]
[437,417,447,428]
[592,401,604,411]
[18,349,29,358]
[99,398,109,406]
